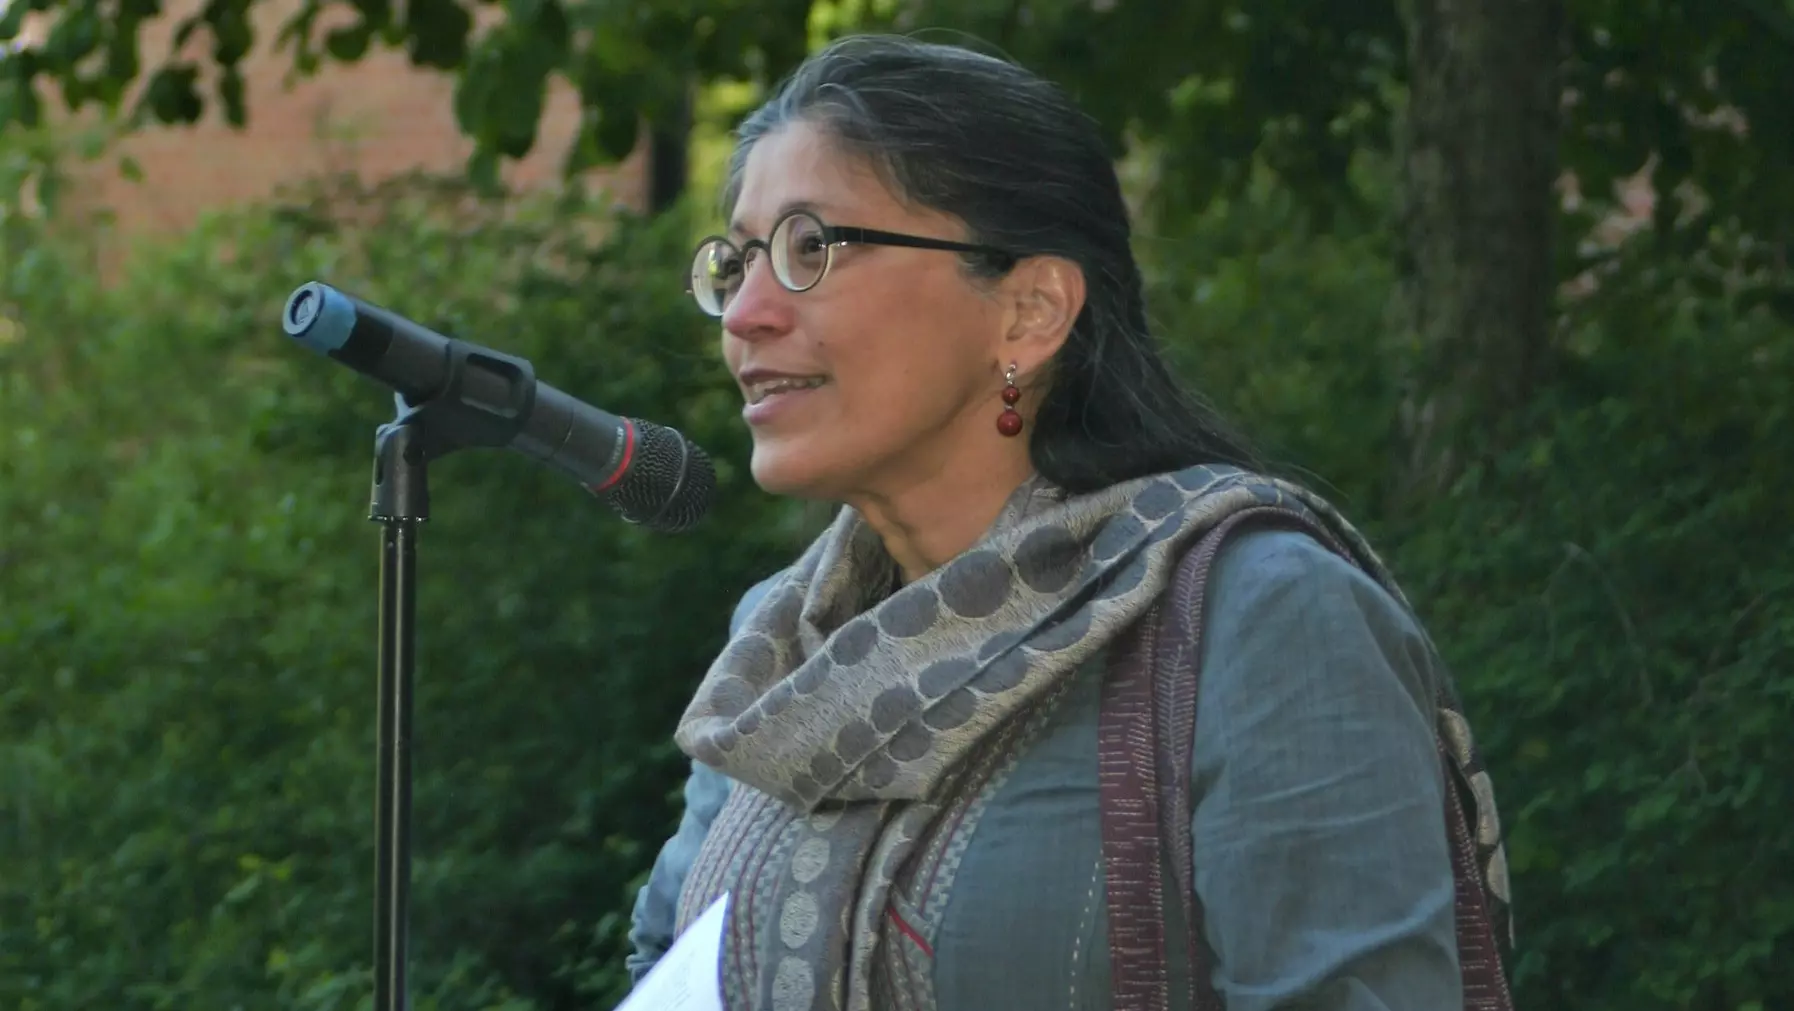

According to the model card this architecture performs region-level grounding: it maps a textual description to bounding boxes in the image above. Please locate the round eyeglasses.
[686,209,1017,318]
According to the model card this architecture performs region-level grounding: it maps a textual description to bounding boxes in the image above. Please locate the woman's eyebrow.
[729,199,830,238]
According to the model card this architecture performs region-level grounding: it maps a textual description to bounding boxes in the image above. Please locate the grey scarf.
[673,465,1396,1011]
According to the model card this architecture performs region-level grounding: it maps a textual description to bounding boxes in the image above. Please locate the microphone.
[280,281,715,533]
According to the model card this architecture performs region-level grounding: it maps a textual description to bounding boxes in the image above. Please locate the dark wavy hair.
[723,34,1259,493]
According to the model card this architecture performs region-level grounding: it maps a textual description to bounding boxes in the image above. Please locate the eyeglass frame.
[686,208,1019,318]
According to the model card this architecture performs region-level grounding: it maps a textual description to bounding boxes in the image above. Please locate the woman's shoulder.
[1199,525,1438,707]
[1207,525,1414,626]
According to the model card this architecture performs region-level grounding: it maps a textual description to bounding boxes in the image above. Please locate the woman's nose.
[722,255,795,341]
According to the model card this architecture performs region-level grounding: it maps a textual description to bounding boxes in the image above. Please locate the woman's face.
[719,121,1014,503]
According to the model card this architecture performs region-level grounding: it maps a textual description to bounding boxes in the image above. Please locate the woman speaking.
[626,33,1513,1011]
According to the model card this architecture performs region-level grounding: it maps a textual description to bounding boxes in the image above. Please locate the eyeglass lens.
[689,212,831,316]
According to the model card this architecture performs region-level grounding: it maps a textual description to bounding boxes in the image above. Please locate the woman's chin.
[749,444,849,501]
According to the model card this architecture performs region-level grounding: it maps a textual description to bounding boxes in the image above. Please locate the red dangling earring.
[997,362,1024,437]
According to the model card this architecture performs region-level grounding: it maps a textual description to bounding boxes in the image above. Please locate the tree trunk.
[1396,0,1563,495]
[647,84,694,215]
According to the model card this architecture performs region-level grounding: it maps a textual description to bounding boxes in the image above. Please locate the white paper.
[615,892,729,1011]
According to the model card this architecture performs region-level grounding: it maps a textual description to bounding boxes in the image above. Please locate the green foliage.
[0,0,821,189]
[0,174,803,1010]
[1135,156,1406,516]
[1390,247,1794,1010]
[6,0,1793,255]
[1559,0,1794,269]
[875,0,1404,226]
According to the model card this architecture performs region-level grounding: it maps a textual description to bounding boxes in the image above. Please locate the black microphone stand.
[369,404,431,1011]
[360,348,541,1011]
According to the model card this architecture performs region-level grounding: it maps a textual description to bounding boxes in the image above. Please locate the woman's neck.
[848,460,1036,585]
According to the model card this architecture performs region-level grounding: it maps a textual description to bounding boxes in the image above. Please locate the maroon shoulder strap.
[1096,585,1173,1011]
[1099,507,1514,1010]
[1096,607,1173,1011]
[1100,507,1293,1011]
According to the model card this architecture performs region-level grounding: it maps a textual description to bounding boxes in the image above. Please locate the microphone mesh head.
[594,420,716,533]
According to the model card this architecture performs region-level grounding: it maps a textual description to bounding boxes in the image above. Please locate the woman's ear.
[1001,255,1086,369]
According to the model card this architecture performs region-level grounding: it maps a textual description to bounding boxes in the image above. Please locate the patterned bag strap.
[1099,507,1287,1011]
[1098,506,1515,1011]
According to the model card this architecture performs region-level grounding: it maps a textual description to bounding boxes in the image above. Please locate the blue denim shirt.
[627,530,1462,1010]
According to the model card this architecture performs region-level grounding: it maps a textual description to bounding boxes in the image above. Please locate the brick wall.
[43,0,646,241]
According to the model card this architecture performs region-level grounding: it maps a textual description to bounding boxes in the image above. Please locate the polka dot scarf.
[674,465,1390,1011]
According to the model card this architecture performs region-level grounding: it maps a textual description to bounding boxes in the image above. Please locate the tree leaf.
[406,0,471,69]
[219,65,246,127]
[349,0,394,33]
[324,22,372,62]
[0,0,27,42]
[141,63,204,124]
[466,144,501,194]
[206,0,255,64]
